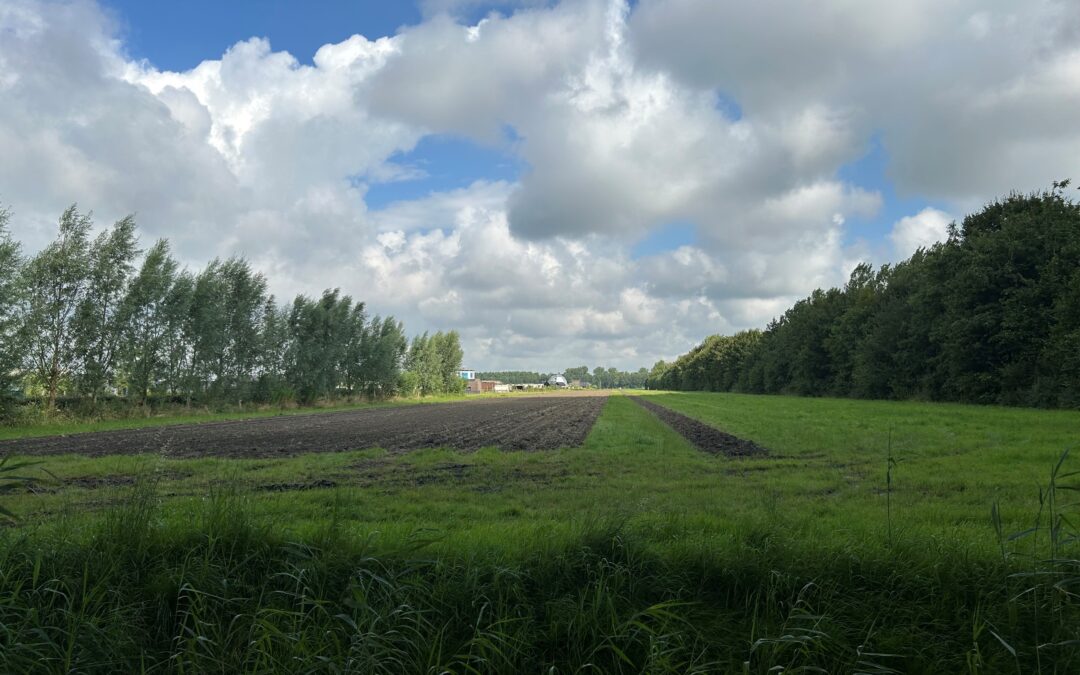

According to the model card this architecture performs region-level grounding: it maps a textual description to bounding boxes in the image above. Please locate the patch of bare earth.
[629,396,767,457]
[0,394,609,459]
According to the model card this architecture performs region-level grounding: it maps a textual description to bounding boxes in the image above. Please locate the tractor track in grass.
[629,396,767,457]
[0,394,609,459]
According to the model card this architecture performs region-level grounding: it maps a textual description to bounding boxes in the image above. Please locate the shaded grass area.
[1,393,1078,672]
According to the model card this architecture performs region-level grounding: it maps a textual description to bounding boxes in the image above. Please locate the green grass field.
[1,392,1078,673]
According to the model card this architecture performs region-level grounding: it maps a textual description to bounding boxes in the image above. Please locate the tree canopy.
[650,185,1080,408]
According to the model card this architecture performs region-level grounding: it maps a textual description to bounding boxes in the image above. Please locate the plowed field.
[0,394,609,459]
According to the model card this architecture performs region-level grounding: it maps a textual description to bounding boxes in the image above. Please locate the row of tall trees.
[0,205,459,416]
[401,331,466,396]
[649,185,1080,408]
[563,366,649,389]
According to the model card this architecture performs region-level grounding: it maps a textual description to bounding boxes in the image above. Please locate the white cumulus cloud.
[890,208,955,258]
[0,0,1077,370]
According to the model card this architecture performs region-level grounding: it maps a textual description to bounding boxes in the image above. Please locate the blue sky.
[364,133,523,209]
[99,0,935,258]
[835,135,943,246]
[102,0,421,71]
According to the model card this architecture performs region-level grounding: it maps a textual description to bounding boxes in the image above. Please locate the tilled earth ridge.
[629,396,767,457]
[0,395,610,459]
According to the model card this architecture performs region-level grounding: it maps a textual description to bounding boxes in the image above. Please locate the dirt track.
[0,395,609,459]
[629,396,766,457]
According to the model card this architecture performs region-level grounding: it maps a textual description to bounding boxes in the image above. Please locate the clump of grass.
[0,454,53,522]
[982,448,1080,672]
[886,426,898,548]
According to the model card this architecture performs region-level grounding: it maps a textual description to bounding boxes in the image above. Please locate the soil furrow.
[629,396,767,457]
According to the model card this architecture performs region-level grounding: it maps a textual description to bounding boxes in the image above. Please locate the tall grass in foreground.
[0,455,52,521]
[0,471,1076,675]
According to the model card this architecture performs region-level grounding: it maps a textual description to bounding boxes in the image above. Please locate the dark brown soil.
[64,475,137,489]
[629,396,767,457]
[347,459,576,492]
[0,395,609,459]
[62,470,193,489]
[257,479,338,492]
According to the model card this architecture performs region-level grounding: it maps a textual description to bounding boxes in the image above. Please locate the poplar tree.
[221,258,267,400]
[255,296,289,401]
[119,239,178,403]
[0,207,24,406]
[187,260,229,400]
[341,300,367,395]
[405,333,442,396]
[161,270,195,397]
[22,205,93,410]
[285,289,354,402]
[73,215,138,399]
[432,330,464,393]
[366,316,407,398]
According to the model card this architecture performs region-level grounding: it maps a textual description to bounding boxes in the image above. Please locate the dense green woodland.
[0,205,463,420]
[648,185,1080,408]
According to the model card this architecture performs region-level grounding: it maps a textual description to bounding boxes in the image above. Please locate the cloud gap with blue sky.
[363,132,525,210]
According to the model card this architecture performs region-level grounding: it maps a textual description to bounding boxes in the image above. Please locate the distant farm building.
[466,378,504,393]
[461,371,566,393]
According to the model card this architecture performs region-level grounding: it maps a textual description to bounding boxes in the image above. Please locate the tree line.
[648,184,1080,408]
[0,205,463,418]
[563,366,649,389]
[476,366,650,388]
